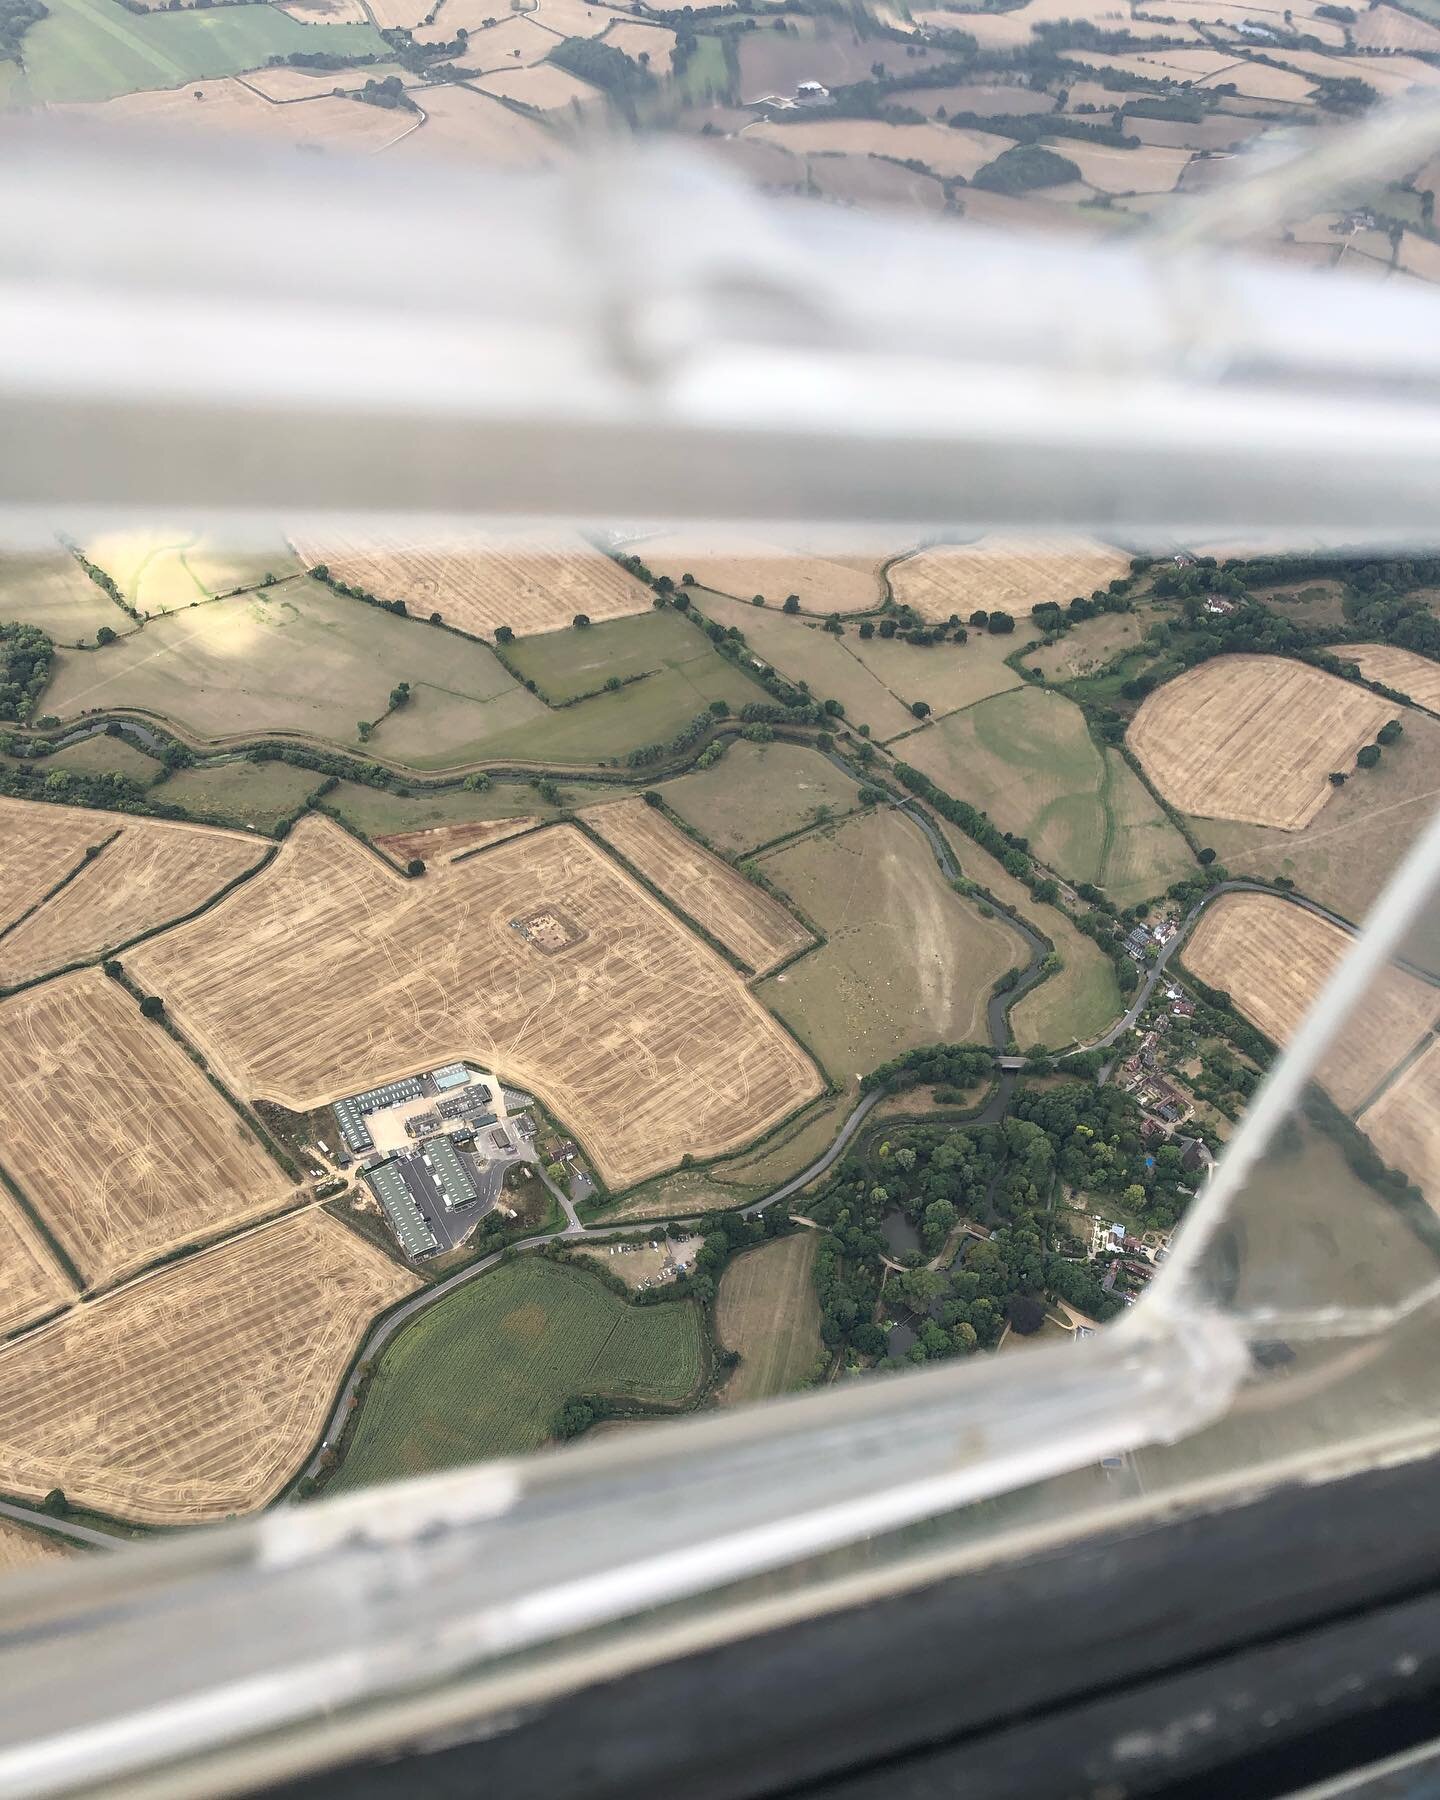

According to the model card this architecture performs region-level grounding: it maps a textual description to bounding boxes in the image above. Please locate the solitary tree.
[573,612,591,629]
[1198,847,1216,865]
[782,595,800,614]
[96,624,116,645]
[751,594,766,606]
[911,699,931,719]
[406,858,426,877]
[494,625,515,644]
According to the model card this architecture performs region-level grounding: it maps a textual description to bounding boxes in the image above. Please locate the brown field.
[373,816,541,865]
[716,1232,823,1405]
[1126,114,1266,151]
[0,1196,76,1340]
[128,817,823,1189]
[385,83,556,165]
[0,971,295,1289]
[1129,656,1395,830]
[0,796,120,936]
[368,0,431,26]
[701,135,806,191]
[888,535,1132,622]
[599,18,676,68]
[474,63,600,110]
[736,19,950,93]
[54,82,419,152]
[1277,47,1440,95]
[584,797,814,975]
[1356,4,1440,50]
[1059,140,1191,195]
[745,119,1012,182]
[239,63,412,100]
[0,812,264,988]
[1184,893,1440,1111]
[897,80,1051,116]
[913,0,1169,47]
[415,8,551,53]
[629,532,883,613]
[524,0,618,36]
[0,1213,417,1525]
[1343,644,1440,713]
[806,152,946,212]
[1195,57,1319,101]
[286,527,649,639]
[0,1520,74,1573]
[1021,609,1144,680]
[277,0,370,19]
[1359,1037,1440,1207]
[1399,232,1440,285]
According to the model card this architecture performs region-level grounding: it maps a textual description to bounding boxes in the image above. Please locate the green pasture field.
[755,806,1022,1080]
[662,739,860,854]
[82,530,301,614]
[43,733,161,785]
[1019,611,1145,682]
[693,591,916,741]
[902,685,1194,904]
[327,1257,704,1490]
[17,0,385,103]
[323,775,636,838]
[0,553,131,647]
[39,577,543,755]
[157,759,324,830]
[670,31,729,99]
[935,817,1122,1051]
[715,1233,823,1405]
[503,609,707,704]
[846,625,1020,722]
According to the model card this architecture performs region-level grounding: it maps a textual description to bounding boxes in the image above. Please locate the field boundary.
[0,1157,84,1295]
[0,828,121,947]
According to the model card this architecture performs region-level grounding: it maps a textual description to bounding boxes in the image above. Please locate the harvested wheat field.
[1059,140,1191,195]
[54,83,417,154]
[0,1213,417,1524]
[0,1196,76,1340]
[0,796,120,936]
[0,812,264,988]
[888,535,1131,622]
[288,527,648,640]
[1343,645,1440,712]
[1185,893,1439,1111]
[374,816,541,865]
[240,61,412,99]
[1357,3,1440,48]
[416,8,552,51]
[0,1519,74,1572]
[0,971,295,1290]
[584,798,814,975]
[599,18,676,68]
[386,83,556,165]
[1359,1037,1440,1207]
[129,817,822,1188]
[747,119,1009,182]
[474,63,600,110]
[523,0,617,34]
[1129,656,1395,830]
[629,532,882,613]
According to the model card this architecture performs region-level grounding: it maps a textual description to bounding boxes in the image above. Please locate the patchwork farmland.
[1129,655,1396,830]
[888,536,1132,623]
[584,796,814,975]
[128,816,823,1187]
[0,1213,417,1524]
[0,970,296,1288]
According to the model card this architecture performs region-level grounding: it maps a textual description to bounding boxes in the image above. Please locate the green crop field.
[0,553,132,647]
[16,0,386,103]
[671,31,729,99]
[503,609,718,704]
[328,1258,704,1491]
[756,806,1022,1080]
[902,686,1194,904]
[158,758,325,830]
[716,1233,824,1405]
[663,740,860,854]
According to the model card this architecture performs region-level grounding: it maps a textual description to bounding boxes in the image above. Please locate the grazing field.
[1399,232,1440,284]
[747,119,1011,182]
[475,63,599,109]
[1059,140,1191,195]
[598,18,676,68]
[1184,893,1440,1112]
[18,0,385,105]
[0,812,264,987]
[288,528,649,642]
[736,17,948,91]
[0,1213,417,1524]
[502,607,722,703]
[0,970,294,1288]
[1360,1037,1440,1209]
[41,733,161,784]
[0,1194,76,1340]
[1021,610,1145,680]
[901,80,1051,115]
[53,79,419,150]
[238,59,411,97]
[329,1258,703,1490]
[521,0,615,35]
[689,590,915,740]
[584,797,814,975]
[129,817,823,1188]
[156,758,324,831]
[1129,655,1396,829]
[756,807,1021,1079]
[888,536,1132,622]
[663,740,861,855]
[1194,709,1440,964]
[1343,644,1440,712]
[805,152,946,212]
[0,553,129,645]
[845,621,1022,720]
[323,776,634,838]
[386,82,556,164]
[716,1233,824,1405]
[374,815,540,865]
[630,534,881,613]
[903,686,1194,901]
[935,817,1122,1049]
[39,577,543,759]
[0,795,125,935]
[1121,114,1265,152]
[415,9,551,52]
[0,1520,74,1572]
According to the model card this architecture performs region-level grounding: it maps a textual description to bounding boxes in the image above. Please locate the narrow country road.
[0,1499,131,1551]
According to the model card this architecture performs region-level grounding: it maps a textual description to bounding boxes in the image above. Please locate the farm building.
[332,1096,374,1155]
[366,1160,439,1259]
[431,1064,471,1092]
[354,1076,426,1113]
[423,1136,478,1211]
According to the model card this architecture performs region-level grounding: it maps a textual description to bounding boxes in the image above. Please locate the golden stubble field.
[888,535,1131,621]
[583,797,814,975]
[287,527,651,640]
[0,1193,75,1340]
[0,970,296,1290]
[0,1212,417,1525]
[1184,893,1440,1112]
[1360,1036,1440,1208]
[129,817,822,1188]
[1343,644,1440,713]
[1129,655,1396,830]
[0,805,264,988]
[630,533,883,613]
